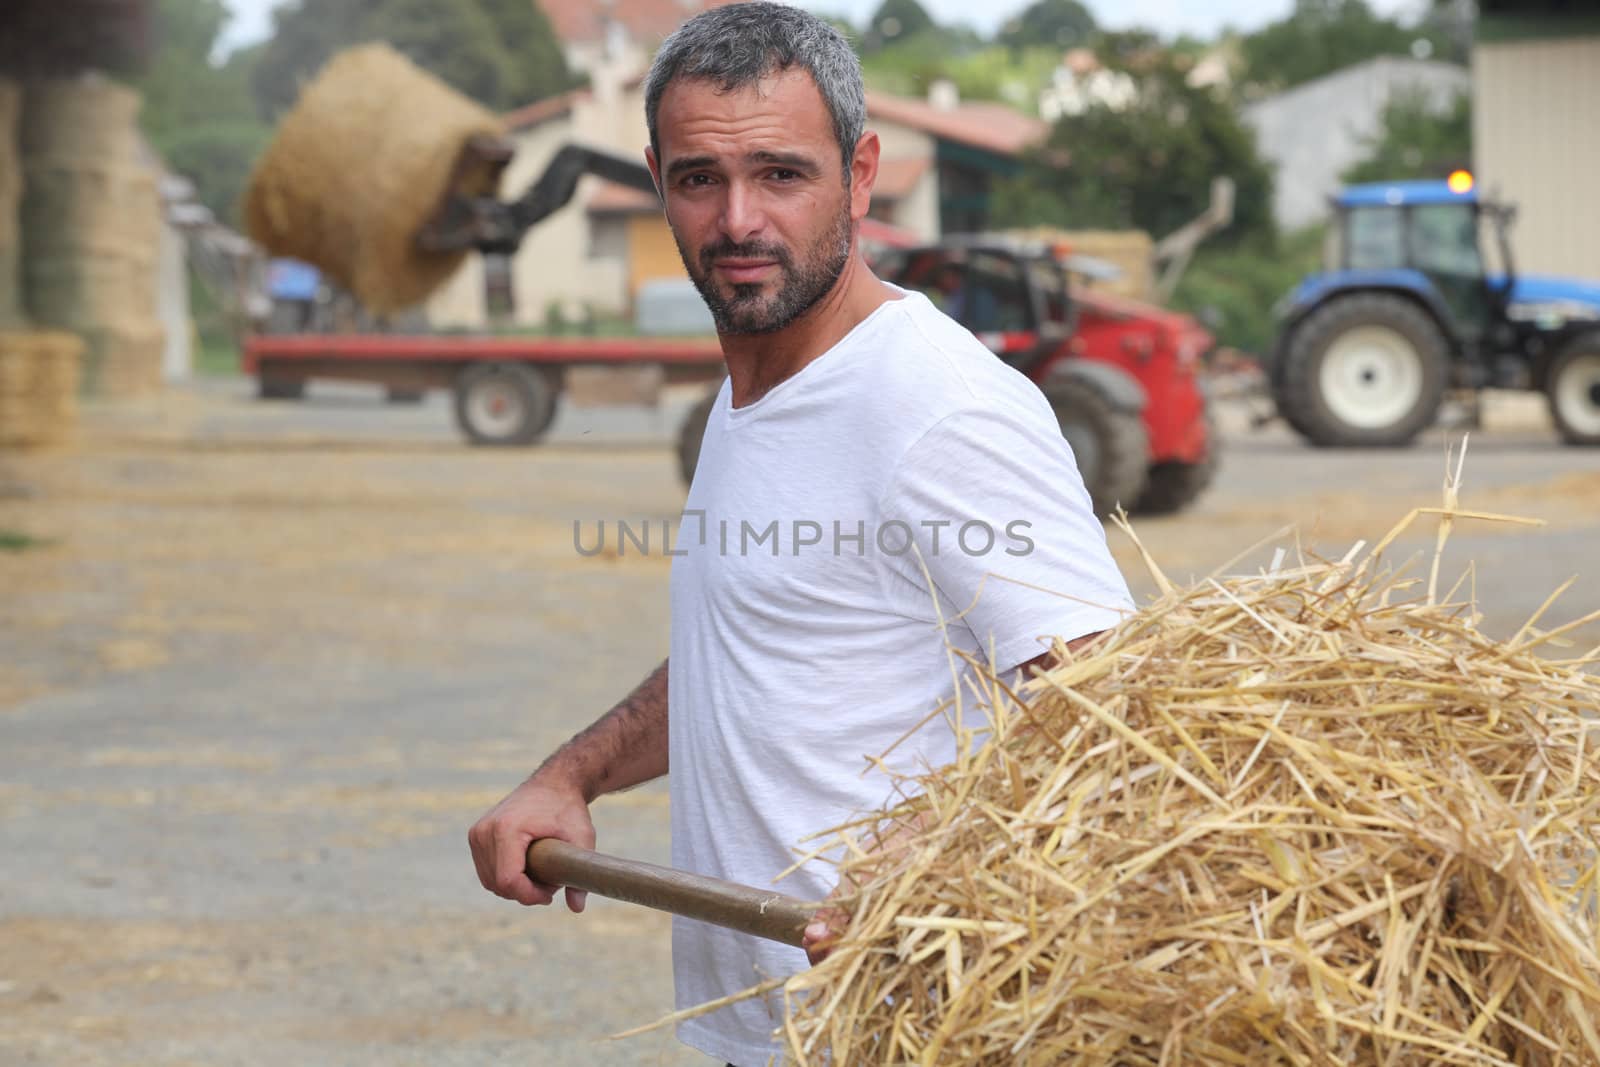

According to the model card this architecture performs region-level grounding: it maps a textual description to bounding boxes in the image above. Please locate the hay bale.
[19,74,142,164]
[0,78,24,330]
[0,329,81,447]
[76,320,165,397]
[760,498,1600,1064]
[1006,226,1155,299]
[243,44,504,314]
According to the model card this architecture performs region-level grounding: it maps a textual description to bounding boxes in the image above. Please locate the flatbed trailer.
[242,332,726,447]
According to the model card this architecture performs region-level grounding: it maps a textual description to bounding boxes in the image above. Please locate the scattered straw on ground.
[659,444,1600,1064]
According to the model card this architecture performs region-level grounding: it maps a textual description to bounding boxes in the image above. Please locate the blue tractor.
[1270,175,1600,447]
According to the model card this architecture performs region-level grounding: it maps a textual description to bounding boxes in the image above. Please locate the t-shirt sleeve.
[878,404,1135,673]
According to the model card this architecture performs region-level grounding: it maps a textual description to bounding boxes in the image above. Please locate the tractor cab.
[1270,172,1600,447]
[1320,176,1512,349]
[874,238,1075,375]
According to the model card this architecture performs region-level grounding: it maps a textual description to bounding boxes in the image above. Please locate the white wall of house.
[1475,34,1600,280]
[868,120,940,240]
[1244,57,1471,231]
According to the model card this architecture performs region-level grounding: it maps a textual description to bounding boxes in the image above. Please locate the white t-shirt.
[667,288,1133,1066]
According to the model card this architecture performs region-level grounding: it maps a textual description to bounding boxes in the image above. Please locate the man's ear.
[849,130,880,223]
[645,145,664,201]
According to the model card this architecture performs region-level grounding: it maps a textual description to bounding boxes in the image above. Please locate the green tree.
[998,0,1096,51]
[1240,0,1435,93]
[467,0,576,105]
[1341,89,1472,183]
[993,52,1276,247]
[252,0,578,120]
[134,0,272,224]
[863,0,935,52]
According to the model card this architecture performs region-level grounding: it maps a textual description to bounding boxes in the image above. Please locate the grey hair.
[644,2,866,178]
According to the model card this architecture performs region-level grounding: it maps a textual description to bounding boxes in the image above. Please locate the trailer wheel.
[257,375,305,401]
[1275,293,1448,447]
[1044,376,1149,518]
[1546,338,1600,446]
[453,363,558,446]
[677,386,719,486]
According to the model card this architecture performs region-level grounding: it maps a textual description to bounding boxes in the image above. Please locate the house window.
[588,215,629,261]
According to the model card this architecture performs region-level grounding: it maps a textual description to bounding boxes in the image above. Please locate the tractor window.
[1409,204,1482,276]
[1345,207,1405,270]
[889,250,1030,333]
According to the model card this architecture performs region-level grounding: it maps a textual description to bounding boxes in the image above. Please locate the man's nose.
[718,179,765,244]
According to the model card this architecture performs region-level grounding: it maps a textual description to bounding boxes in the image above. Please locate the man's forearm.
[536,658,669,802]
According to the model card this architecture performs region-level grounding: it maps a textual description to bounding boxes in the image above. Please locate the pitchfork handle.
[526,839,819,948]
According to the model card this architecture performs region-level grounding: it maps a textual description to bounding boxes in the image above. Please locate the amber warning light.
[1447,170,1474,194]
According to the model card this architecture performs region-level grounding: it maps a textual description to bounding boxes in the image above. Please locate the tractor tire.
[677,386,719,486]
[1275,293,1448,447]
[1044,376,1149,519]
[1134,404,1219,515]
[1545,338,1600,446]
[453,363,558,446]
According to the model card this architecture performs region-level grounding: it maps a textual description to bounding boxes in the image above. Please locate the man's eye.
[681,174,714,188]
[770,169,800,182]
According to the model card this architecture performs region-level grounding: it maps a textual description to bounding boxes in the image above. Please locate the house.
[425,77,1047,331]
[1242,57,1471,231]
[1473,3,1600,279]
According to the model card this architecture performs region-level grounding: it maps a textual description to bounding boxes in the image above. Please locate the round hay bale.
[776,517,1600,1064]
[243,43,504,314]
[23,253,156,328]
[0,77,24,330]
[0,329,81,447]
[19,75,142,164]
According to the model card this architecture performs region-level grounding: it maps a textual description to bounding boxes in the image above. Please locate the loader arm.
[416,140,660,256]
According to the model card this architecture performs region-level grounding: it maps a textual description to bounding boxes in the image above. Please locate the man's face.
[648,69,856,335]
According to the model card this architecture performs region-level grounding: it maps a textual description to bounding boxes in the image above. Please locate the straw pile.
[753,479,1600,1064]
[0,78,24,330]
[0,330,82,447]
[243,44,504,314]
[19,76,164,396]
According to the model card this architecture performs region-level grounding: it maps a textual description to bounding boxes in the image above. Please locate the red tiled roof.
[872,157,929,199]
[502,88,589,131]
[587,180,662,214]
[866,90,1046,158]
[544,0,742,47]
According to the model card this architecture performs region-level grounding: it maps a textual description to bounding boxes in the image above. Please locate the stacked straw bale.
[749,495,1600,1064]
[19,76,164,396]
[243,44,504,314]
[0,79,24,329]
[0,330,82,447]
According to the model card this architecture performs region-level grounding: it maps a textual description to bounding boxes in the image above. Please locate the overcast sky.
[217,0,1424,56]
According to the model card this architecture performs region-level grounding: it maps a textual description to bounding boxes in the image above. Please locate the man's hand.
[802,899,849,965]
[468,772,596,911]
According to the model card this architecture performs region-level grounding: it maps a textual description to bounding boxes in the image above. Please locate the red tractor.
[678,236,1219,517]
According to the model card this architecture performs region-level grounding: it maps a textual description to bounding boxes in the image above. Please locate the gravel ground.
[1,378,1594,1065]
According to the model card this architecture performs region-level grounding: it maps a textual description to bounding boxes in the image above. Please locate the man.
[467,6,1133,1064]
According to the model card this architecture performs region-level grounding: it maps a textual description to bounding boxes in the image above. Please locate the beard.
[676,201,854,336]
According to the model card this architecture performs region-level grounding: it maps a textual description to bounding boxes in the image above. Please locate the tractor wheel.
[677,386,719,486]
[1275,293,1448,447]
[1545,338,1600,446]
[452,363,558,446]
[1134,404,1219,515]
[1044,376,1149,518]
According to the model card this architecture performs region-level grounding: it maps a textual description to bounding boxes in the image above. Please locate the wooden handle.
[526,839,819,948]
